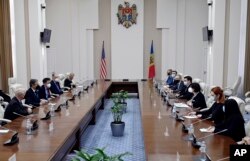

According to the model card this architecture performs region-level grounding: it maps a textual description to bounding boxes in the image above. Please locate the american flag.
[100,41,107,79]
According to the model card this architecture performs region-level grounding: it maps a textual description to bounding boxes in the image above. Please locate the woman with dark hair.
[206,99,246,142]
[189,86,225,125]
[186,83,207,110]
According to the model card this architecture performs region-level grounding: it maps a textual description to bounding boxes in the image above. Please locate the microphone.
[13,112,39,130]
[0,124,19,146]
[193,152,212,161]
[0,118,12,123]
[90,81,94,86]
[55,104,61,112]
[192,129,228,148]
[216,156,230,161]
[40,111,51,120]
[175,112,185,122]
[182,116,212,133]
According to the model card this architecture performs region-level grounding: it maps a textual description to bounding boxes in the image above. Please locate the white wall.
[111,0,144,79]
[12,0,29,88]
[226,0,241,86]
[10,0,47,89]
[46,0,98,81]
[157,0,208,79]
[28,0,47,82]
[207,0,244,91]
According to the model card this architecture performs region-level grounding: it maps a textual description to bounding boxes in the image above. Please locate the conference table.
[0,80,234,161]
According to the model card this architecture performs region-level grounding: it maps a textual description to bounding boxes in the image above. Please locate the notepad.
[199,128,210,133]
[0,129,9,133]
[184,115,198,119]
[174,103,189,108]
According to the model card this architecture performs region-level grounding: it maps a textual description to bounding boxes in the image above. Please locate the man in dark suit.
[64,72,75,89]
[4,88,32,120]
[0,90,11,103]
[178,76,194,100]
[50,72,63,95]
[39,78,51,100]
[25,79,47,107]
[170,74,186,94]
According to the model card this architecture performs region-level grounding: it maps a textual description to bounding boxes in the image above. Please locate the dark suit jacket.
[4,97,29,120]
[0,90,11,103]
[50,80,63,95]
[171,81,186,93]
[192,92,207,110]
[24,88,40,107]
[215,115,245,142]
[39,85,51,100]
[178,84,193,100]
[197,102,224,125]
[64,78,72,88]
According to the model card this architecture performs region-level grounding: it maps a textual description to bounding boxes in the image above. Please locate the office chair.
[229,96,245,115]
[224,76,241,97]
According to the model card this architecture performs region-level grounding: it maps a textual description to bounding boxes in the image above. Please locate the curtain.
[0,0,13,92]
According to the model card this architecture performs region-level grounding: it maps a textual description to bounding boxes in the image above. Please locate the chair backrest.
[8,77,17,85]
[58,74,66,87]
[206,96,215,109]
[245,121,250,136]
[193,78,202,83]
[232,76,241,96]
[0,104,4,119]
[199,82,210,99]
[8,77,23,98]
[229,96,245,115]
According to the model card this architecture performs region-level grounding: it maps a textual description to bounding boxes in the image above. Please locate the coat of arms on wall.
[117,2,138,28]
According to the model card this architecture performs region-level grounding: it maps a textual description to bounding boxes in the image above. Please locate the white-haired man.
[4,88,32,120]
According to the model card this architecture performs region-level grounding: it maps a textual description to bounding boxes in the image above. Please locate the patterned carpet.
[66,99,146,161]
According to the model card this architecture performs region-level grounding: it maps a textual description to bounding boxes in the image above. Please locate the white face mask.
[210,95,215,101]
[184,81,188,86]
[55,78,60,82]
[188,87,194,93]
[172,74,176,78]
[47,83,51,88]
[222,105,225,112]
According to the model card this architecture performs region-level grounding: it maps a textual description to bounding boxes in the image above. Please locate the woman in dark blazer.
[187,83,207,110]
[207,99,246,142]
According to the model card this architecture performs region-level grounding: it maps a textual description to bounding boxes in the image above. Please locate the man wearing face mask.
[4,88,32,120]
[170,74,185,93]
[166,69,174,86]
[171,70,177,78]
[25,79,47,107]
[50,72,63,95]
[189,86,225,125]
[178,76,193,100]
[39,78,52,100]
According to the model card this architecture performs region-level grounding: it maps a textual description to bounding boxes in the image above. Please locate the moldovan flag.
[148,40,155,79]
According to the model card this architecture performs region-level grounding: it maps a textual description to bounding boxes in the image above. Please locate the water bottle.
[188,124,194,135]
[172,106,177,117]
[26,118,32,135]
[199,141,207,161]
[50,104,55,117]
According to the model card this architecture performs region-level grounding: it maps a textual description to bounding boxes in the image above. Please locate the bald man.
[4,88,32,120]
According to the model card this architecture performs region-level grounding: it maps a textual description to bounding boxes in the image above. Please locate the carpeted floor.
[66,98,146,161]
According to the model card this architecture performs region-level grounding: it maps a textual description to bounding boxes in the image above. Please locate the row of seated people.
[2,72,76,121]
[161,68,248,144]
